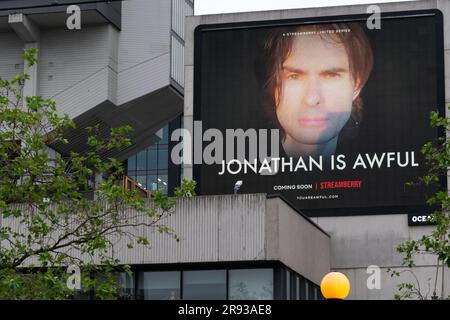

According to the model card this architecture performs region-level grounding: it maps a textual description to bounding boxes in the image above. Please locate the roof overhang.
[50,85,184,161]
[0,0,121,31]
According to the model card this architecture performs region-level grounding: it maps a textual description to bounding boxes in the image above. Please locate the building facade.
[0,0,449,300]
[182,0,450,300]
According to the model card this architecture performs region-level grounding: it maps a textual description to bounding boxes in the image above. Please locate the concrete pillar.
[8,13,40,105]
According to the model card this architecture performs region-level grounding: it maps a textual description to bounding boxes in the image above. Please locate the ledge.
[0,0,121,30]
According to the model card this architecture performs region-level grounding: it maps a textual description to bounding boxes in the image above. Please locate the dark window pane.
[158,146,168,169]
[136,151,146,171]
[286,270,290,300]
[308,282,315,300]
[72,291,91,300]
[118,272,135,300]
[183,270,226,300]
[127,154,136,172]
[160,125,169,145]
[229,269,273,300]
[305,281,309,300]
[147,175,158,192]
[158,175,168,195]
[147,148,158,170]
[136,175,146,189]
[138,271,180,300]
[299,277,306,300]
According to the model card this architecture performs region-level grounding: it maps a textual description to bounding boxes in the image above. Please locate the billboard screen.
[192,10,445,216]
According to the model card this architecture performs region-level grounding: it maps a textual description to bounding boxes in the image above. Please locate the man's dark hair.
[257,22,374,141]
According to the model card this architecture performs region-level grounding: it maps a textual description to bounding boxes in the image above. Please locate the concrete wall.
[0,31,23,79]
[313,214,450,299]
[266,198,331,285]
[117,0,171,105]
[38,24,117,119]
[184,0,450,299]
[3,194,329,285]
[0,0,174,119]
[0,0,187,158]
[0,31,24,104]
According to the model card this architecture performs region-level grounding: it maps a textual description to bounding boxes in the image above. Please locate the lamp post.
[234,180,243,194]
[320,272,351,300]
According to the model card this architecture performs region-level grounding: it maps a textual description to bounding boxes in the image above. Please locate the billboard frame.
[192,9,446,217]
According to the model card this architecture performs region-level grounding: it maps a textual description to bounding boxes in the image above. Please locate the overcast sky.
[194,0,419,15]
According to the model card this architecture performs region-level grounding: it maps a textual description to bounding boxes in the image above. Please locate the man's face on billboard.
[275,34,361,151]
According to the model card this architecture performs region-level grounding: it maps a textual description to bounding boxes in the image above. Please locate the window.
[309,282,315,300]
[286,270,290,300]
[146,174,158,192]
[138,271,180,300]
[158,174,168,194]
[118,272,135,300]
[305,281,309,300]
[158,146,168,169]
[136,151,146,171]
[127,154,136,171]
[136,175,146,188]
[298,276,306,300]
[126,125,171,195]
[147,148,158,169]
[183,270,226,300]
[160,126,169,144]
[228,269,273,300]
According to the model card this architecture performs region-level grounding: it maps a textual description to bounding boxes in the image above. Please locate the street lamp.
[320,272,350,300]
[234,180,243,194]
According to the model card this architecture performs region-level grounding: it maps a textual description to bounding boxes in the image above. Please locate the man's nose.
[302,77,322,107]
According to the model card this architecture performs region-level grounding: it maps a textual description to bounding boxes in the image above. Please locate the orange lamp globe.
[320,272,350,300]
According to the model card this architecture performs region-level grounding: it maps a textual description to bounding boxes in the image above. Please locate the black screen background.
[193,14,443,216]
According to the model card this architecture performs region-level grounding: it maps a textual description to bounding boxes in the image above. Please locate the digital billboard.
[192,10,445,216]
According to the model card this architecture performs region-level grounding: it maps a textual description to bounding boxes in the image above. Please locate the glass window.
[136,151,146,171]
[147,174,158,192]
[160,126,169,145]
[158,174,168,194]
[314,286,319,300]
[318,287,324,300]
[126,121,175,197]
[127,154,136,171]
[136,175,146,189]
[147,148,158,170]
[118,272,135,300]
[138,271,180,300]
[72,289,91,300]
[229,269,273,300]
[183,270,226,300]
[93,273,128,300]
[295,276,300,300]
[286,270,290,300]
[305,281,309,300]
[158,146,168,169]
[308,282,315,300]
[298,276,306,300]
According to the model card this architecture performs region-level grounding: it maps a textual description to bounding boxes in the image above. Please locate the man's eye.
[287,73,301,80]
[323,72,340,78]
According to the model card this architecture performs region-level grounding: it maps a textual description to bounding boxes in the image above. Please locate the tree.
[0,48,196,299]
[388,107,449,300]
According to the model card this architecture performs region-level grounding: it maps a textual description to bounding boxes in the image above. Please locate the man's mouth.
[297,117,328,127]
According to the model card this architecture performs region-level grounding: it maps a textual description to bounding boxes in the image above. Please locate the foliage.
[0,48,196,299]
[388,107,449,300]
